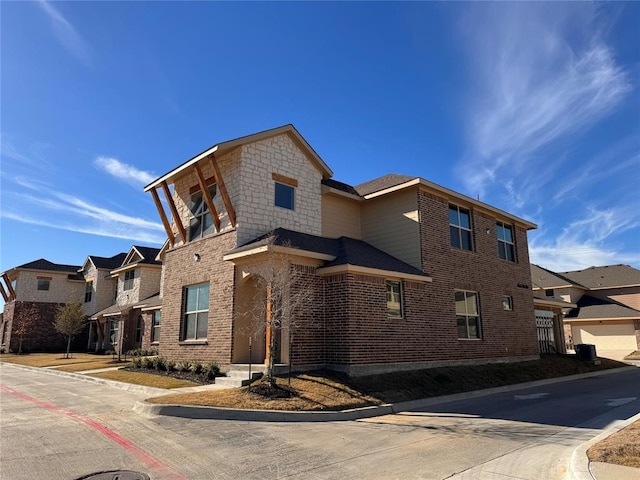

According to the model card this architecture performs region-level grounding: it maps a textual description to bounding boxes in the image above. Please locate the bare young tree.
[54,301,86,359]
[241,237,321,389]
[13,303,39,354]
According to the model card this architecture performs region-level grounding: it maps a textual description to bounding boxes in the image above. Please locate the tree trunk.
[266,321,277,387]
[18,336,23,355]
[66,336,72,359]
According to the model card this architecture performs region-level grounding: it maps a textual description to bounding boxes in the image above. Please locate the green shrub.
[178,361,192,372]
[191,361,204,374]
[142,356,157,369]
[131,357,142,368]
[205,361,220,380]
[166,359,176,371]
[156,357,168,371]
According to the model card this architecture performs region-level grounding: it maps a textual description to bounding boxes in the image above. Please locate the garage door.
[573,323,638,350]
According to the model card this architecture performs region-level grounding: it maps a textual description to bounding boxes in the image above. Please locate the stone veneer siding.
[159,230,237,363]
[418,191,539,362]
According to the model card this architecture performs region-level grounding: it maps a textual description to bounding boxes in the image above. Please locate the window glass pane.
[196,312,208,339]
[461,230,472,250]
[457,317,467,338]
[503,225,513,242]
[202,213,215,237]
[186,288,198,312]
[468,317,479,338]
[465,292,478,315]
[196,284,210,310]
[275,182,294,210]
[190,194,204,215]
[459,209,470,229]
[185,313,196,339]
[448,206,459,225]
[506,244,515,262]
[498,242,506,260]
[37,279,50,291]
[189,217,202,240]
[450,226,461,248]
[497,223,505,241]
[502,296,512,310]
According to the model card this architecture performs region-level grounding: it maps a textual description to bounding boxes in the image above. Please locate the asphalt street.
[1,362,638,480]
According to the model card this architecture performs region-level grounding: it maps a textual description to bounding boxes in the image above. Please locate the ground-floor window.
[183,283,209,340]
[455,290,481,339]
[135,315,143,344]
[386,280,403,318]
[151,310,161,343]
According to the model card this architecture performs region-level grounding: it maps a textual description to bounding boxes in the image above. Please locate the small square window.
[37,279,50,291]
[545,289,554,297]
[275,182,295,210]
[502,296,513,311]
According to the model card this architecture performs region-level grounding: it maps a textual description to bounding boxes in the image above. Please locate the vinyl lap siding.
[321,195,362,239]
[360,188,421,270]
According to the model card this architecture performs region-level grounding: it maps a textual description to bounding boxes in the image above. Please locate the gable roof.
[531,264,584,290]
[86,253,127,271]
[132,246,162,265]
[7,258,81,274]
[566,295,640,320]
[144,124,333,191]
[321,178,361,197]
[560,265,640,290]
[226,228,431,281]
[355,174,415,196]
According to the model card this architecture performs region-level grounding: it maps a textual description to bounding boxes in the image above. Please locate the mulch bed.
[122,366,216,385]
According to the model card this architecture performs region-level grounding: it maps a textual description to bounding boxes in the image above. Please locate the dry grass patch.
[91,370,200,389]
[56,360,130,372]
[588,420,640,468]
[149,372,384,411]
[624,350,640,360]
[0,352,111,368]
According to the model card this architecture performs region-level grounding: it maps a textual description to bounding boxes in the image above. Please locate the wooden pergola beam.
[2,273,16,301]
[194,162,221,232]
[0,282,8,302]
[210,154,236,227]
[161,181,187,244]
[150,187,175,247]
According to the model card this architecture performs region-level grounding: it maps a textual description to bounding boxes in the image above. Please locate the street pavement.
[1,361,639,480]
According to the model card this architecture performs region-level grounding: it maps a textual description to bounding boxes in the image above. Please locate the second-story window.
[189,185,217,240]
[84,281,93,303]
[275,182,295,210]
[124,270,136,291]
[497,221,516,262]
[37,277,51,291]
[449,205,472,251]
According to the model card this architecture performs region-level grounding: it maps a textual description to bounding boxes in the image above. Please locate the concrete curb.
[0,362,169,396]
[134,365,637,422]
[568,411,640,480]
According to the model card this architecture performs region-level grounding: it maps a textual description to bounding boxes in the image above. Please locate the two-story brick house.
[532,264,640,355]
[0,259,86,352]
[144,124,539,375]
[89,246,161,353]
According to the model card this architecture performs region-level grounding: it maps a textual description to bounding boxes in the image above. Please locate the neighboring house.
[89,246,161,353]
[531,264,640,354]
[0,259,86,352]
[143,124,539,375]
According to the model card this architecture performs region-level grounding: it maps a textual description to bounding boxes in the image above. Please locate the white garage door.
[573,323,638,351]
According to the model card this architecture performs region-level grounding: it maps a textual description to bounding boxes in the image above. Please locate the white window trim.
[449,204,473,251]
[274,182,295,210]
[455,290,482,340]
[182,283,209,341]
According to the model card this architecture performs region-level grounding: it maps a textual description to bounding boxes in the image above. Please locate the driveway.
[1,362,639,480]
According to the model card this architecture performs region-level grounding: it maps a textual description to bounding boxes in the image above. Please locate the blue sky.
[2,1,639,304]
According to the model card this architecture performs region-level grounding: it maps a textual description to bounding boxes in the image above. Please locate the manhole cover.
[75,471,150,480]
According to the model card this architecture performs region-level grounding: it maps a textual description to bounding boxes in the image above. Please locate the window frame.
[84,281,93,303]
[455,290,482,340]
[386,280,403,319]
[449,204,473,251]
[182,283,210,341]
[274,182,295,210]
[37,278,51,291]
[545,289,555,297]
[497,221,516,262]
[151,310,161,343]
[189,185,217,241]
[502,295,513,311]
[123,270,135,291]
[109,318,119,346]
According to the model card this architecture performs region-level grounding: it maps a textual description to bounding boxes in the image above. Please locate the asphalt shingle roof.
[89,253,127,270]
[132,246,162,265]
[355,174,416,196]
[15,258,81,273]
[234,228,430,278]
[565,295,640,320]
[560,265,640,289]
[530,264,585,289]
[321,178,361,197]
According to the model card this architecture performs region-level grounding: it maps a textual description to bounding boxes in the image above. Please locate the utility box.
[575,344,597,361]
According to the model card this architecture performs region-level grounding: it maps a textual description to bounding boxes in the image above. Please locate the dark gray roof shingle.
[234,228,430,278]
[565,295,640,320]
[132,246,162,265]
[355,174,415,196]
[560,265,640,289]
[531,264,586,289]
[89,253,127,270]
[15,258,81,273]
[321,178,361,196]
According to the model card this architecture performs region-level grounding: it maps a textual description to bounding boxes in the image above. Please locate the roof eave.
[316,264,433,283]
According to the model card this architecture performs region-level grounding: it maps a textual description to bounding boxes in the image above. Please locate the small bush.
[142,356,157,369]
[205,361,220,380]
[131,357,143,368]
[191,361,204,375]
[178,361,192,372]
[166,359,176,371]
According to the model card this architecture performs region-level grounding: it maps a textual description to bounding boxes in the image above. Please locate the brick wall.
[159,230,237,364]
[418,191,539,362]
[635,320,640,350]
[4,301,88,353]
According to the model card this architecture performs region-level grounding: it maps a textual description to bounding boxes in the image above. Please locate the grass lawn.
[90,370,200,389]
[148,355,627,411]
[0,352,122,368]
[588,420,640,468]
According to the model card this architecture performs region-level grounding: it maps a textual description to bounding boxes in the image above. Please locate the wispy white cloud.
[458,3,631,197]
[0,134,53,170]
[529,205,640,271]
[37,0,91,65]
[2,188,165,245]
[94,156,156,187]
